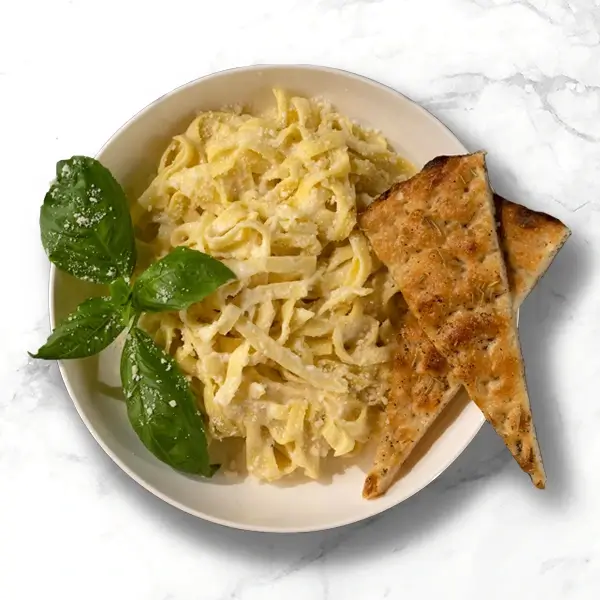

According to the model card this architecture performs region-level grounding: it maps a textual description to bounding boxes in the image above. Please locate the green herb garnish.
[31,156,235,476]
[132,246,235,313]
[30,297,126,360]
[41,157,136,284]
[121,327,215,476]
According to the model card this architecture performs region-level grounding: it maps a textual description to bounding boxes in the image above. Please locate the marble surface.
[1,0,600,598]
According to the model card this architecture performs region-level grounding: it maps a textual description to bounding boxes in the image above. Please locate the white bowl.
[50,64,483,533]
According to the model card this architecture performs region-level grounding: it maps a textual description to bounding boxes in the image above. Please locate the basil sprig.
[31,156,235,477]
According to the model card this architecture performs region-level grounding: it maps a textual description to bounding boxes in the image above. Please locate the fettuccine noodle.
[133,89,413,481]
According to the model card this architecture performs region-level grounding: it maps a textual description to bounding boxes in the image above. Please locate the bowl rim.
[48,63,484,533]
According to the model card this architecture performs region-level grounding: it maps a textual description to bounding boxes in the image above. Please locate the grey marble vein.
[422,71,600,143]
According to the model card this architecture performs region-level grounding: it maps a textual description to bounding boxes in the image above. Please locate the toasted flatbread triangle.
[360,152,562,491]
[360,174,570,497]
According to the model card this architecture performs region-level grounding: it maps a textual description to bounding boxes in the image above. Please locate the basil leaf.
[120,327,215,476]
[29,297,125,360]
[40,156,136,284]
[110,277,132,306]
[132,247,235,312]
[109,277,136,326]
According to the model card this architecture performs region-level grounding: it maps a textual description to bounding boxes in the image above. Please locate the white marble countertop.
[1,0,599,598]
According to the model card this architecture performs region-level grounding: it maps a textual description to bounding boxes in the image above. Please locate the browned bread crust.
[360,153,566,494]
[362,184,569,498]
[495,194,570,299]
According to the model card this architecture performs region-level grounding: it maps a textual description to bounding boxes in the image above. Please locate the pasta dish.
[132,89,413,481]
